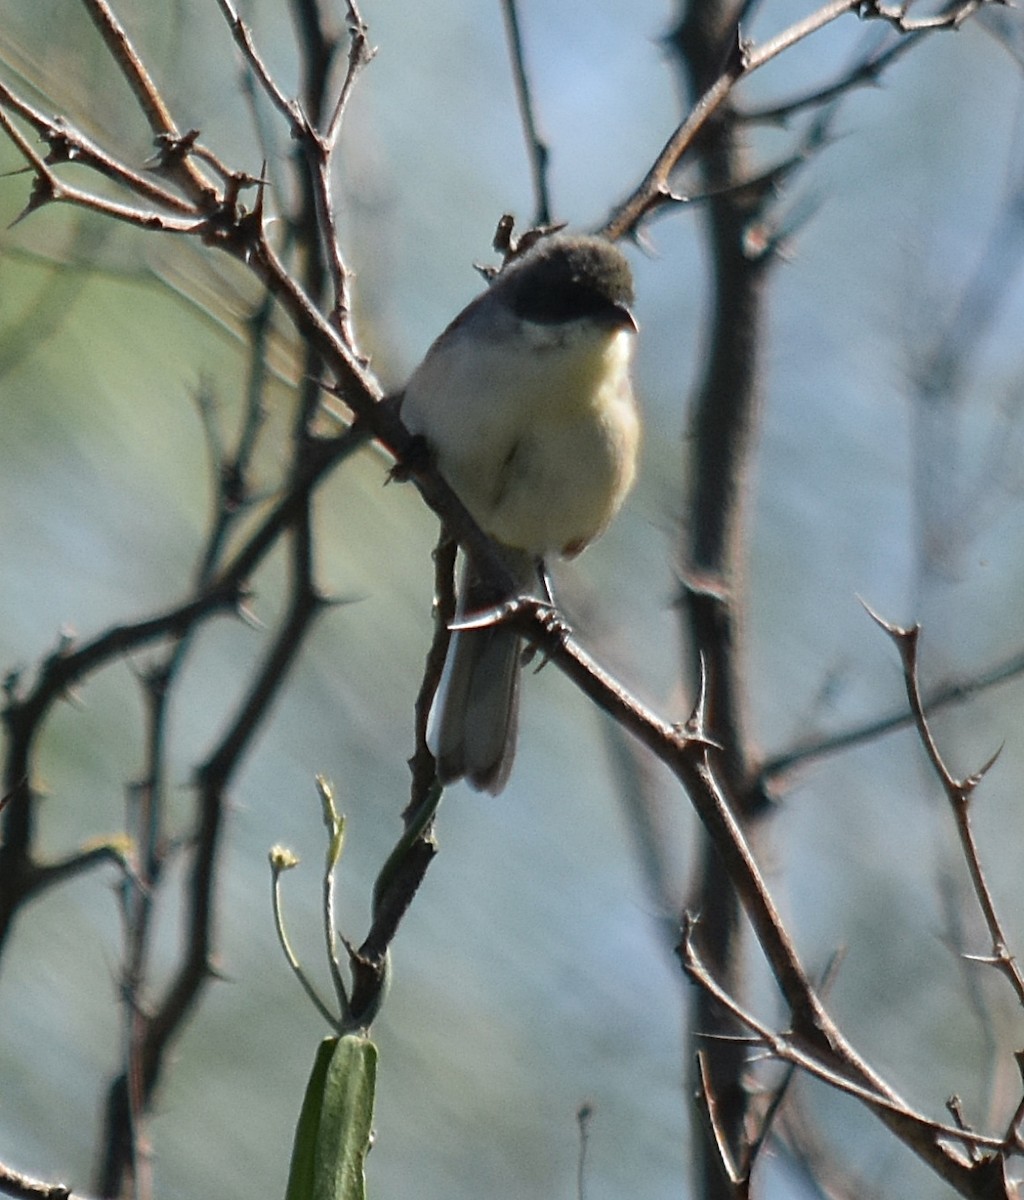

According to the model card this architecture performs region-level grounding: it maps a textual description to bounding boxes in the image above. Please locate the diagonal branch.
[601,0,993,239]
[759,643,1024,786]
[77,0,214,200]
[681,921,1004,1154]
[865,605,1024,1008]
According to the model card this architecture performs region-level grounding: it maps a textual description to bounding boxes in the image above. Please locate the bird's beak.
[603,303,638,333]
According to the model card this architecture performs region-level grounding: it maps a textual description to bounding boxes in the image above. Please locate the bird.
[400,232,640,793]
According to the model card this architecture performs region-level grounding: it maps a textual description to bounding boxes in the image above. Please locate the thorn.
[685,653,710,739]
[148,128,202,171]
[859,596,918,643]
[675,656,721,750]
[448,601,518,633]
[252,160,268,222]
[9,175,60,228]
[237,599,264,629]
[317,590,362,611]
[964,743,1004,789]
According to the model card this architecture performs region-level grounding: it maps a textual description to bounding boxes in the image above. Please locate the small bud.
[269,845,300,872]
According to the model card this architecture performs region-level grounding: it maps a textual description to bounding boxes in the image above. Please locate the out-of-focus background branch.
[2,2,1024,1199]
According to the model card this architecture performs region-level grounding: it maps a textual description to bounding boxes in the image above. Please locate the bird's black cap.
[503,235,635,328]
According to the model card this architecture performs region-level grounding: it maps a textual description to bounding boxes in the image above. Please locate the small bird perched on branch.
[401,232,640,793]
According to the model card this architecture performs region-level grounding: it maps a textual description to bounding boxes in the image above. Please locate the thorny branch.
[866,606,1024,1007]
[600,0,1001,240]
[680,922,1006,1153]
[78,0,215,201]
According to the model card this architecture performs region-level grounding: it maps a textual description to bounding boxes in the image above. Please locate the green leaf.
[314,1034,377,1200]
[285,1035,378,1200]
[285,1038,337,1200]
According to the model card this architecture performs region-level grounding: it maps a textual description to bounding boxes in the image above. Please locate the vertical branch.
[667,3,772,1193]
[289,0,338,413]
[288,0,372,349]
[96,575,330,1197]
[500,0,553,227]
[95,345,275,1197]
[110,665,172,1200]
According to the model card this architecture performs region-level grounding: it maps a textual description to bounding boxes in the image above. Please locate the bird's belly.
[472,404,637,556]
[405,324,638,558]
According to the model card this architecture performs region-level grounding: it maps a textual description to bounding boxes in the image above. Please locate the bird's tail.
[429,548,535,794]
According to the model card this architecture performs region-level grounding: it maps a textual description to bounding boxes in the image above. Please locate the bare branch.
[759,643,1024,785]
[325,2,375,146]
[602,0,995,239]
[500,0,553,227]
[213,0,304,132]
[682,920,1005,1156]
[0,1160,83,1200]
[77,0,213,199]
[0,82,195,212]
[865,605,1024,1008]
[744,34,921,125]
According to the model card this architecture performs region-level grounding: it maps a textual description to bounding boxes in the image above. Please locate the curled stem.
[270,847,342,1030]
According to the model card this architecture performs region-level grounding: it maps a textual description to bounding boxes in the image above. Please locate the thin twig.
[759,644,1024,785]
[0,80,197,213]
[744,34,920,125]
[500,0,552,226]
[601,0,987,239]
[681,920,1003,1154]
[0,106,204,232]
[865,606,1024,1007]
[325,2,375,146]
[77,0,212,200]
[318,4,375,339]
[0,1160,80,1200]
[213,0,304,131]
